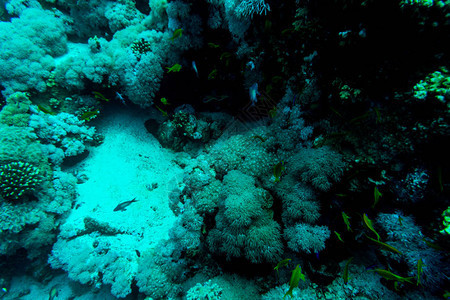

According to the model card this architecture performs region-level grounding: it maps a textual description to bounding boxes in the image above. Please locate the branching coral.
[0,161,41,200]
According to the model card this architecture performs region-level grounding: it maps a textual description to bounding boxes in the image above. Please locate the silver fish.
[113,198,138,212]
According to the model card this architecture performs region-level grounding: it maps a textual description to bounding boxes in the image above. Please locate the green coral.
[440,206,450,235]
[400,0,450,8]
[0,161,41,200]
[413,67,450,104]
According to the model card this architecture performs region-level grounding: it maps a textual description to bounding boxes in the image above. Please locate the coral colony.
[0,0,450,299]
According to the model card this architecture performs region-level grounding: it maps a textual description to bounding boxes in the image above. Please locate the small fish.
[80,110,99,121]
[208,42,220,48]
[160,98,170,105]
[113,198,138,212]
[329,106,344,118]
[342,257,353,284]
[203,95,228,103]
[373,107,381,124]
[192,61,199,78]
[116,92,127,106]
[283,265,305,299]
[363,213,380,241]
[155,105,168,117]
[264,20,272,31]
[268,106,277,118]
[342,211,352,232]
[246,61,255,71]
[438,166,443,192]
[334,231,344,243]
[271,75,284,84]
[398,215,403,226]
[281,28,295,35]
[170,28,183,41]
[166,63,182,73]
[208,69,218,80]
[372,268,414,284]
[135,249,141,257]
[422,238,444,251]
[372,186,382,209]
[335,193,348,197]
[49,285,58,300]
[273,161,285,183]
[417,258,424,286]
[274,258,291,275]
[349,111,371,124]
[366,235,402,255]
[220,52,232,61]
[220,52,232,66]
[249,83,259,106]
[93,91,109,102]
[252,135,267,143]
[37,104,56,115]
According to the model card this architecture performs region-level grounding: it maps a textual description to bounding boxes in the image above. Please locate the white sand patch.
[48,107,184,297]
[69,107,182,238]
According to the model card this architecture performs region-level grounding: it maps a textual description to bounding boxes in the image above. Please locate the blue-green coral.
[0,161,41,200]
[207,170,283,263]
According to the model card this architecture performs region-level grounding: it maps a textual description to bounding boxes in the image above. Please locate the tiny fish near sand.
[113,198,138,212]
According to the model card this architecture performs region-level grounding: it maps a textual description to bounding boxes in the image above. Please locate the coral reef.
[1,0,449,299]
[186,279,223,300]
[29,111,97,165]
[0,8,67,97]
[207,170,283,263]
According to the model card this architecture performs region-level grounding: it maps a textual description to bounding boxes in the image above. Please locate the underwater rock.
[155,108,229,152]
[62,149,90,167]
